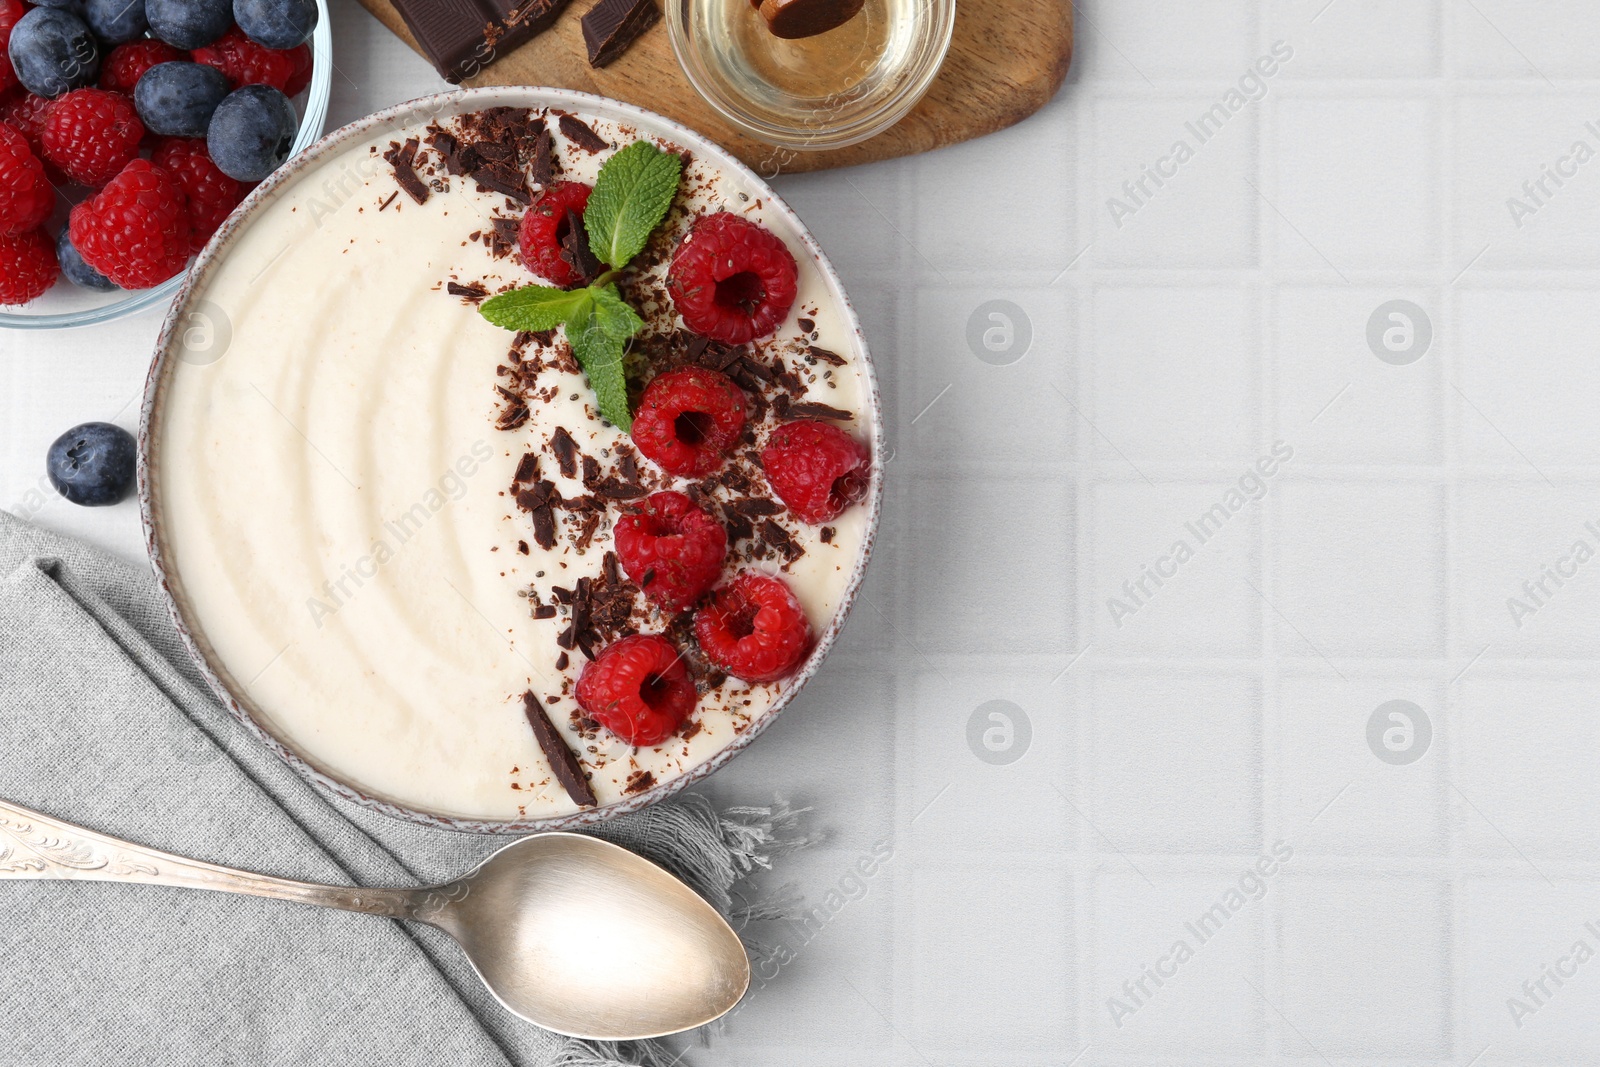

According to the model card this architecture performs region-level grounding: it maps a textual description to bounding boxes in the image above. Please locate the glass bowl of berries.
[0,0,330,329]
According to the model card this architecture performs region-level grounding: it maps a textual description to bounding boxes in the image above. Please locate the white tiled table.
[6,1,1600,1063]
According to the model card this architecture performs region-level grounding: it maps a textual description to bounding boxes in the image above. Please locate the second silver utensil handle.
[0,798,439,921]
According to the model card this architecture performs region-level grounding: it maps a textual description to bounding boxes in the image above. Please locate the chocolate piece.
[760,518,803,562]
[594,478,647,500]
[559,208,603,285]
[533,602,556,618]
[581,0,660,67]
[514,451,540,483]
[523,691,596,807]
[530,126,556,186]
[471,158,531,204]
[555,651,569,671]
[558,113,609,153]
[807,344,846,366]
[624,769,656,795]
[549,426,579,478]
[427,129,468,174]
[383,139,430,205]
[447,281,488,301]
[788,401,853,422]
[731,496,780,517]
[490,216,519,257]
[758,0,863,38]
[388,0,573,83]
[820,526,835,544]
[797,317,815,333]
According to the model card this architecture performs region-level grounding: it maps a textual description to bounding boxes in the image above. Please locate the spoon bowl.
[435,834,751,1038]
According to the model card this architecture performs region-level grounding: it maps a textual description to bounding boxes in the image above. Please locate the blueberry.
[30,0,86,14]
[233,0,316,49]
[134,61,230,138]
[57,230,118,292]
[47,422,137,507]
[145,0,231,49]
[207,84,297,182]
[84,0,148,45]
[7,8,99,98]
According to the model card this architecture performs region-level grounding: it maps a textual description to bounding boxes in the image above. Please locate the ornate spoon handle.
[0,798,435,921]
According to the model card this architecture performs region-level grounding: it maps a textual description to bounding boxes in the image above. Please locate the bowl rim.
[665,0,956,152]
[138,85,885,835]
[0,0,335,332]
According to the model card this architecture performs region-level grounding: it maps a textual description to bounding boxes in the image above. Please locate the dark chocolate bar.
[581,0,659,68]
[390,0,573,82]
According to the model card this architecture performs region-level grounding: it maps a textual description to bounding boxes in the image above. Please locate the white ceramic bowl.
[139,86,884,834]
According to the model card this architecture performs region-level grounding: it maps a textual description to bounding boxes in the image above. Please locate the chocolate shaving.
[447,281,489,301]
[428,130,468,174]
[594,478,647,500]
[472,160,531,204]
[559,208,603,286]
[581,454,602,488]
[788,401,853,422]
[497,396,530,430]
[731,497,781,517]
[532,603,556,619]
[490,217,519,257]
[514,451,540,484]
[623,769,656,795]
[523,692,596,807]
[807,344,846,366]
[378,191,399,212]
[530,126,556,186]
[555,651,569,671]
[760,518,804,562]
[531,506,556,550]
[820,526,835,544]
[549,426,579,478]
[383,139,430,205]
[558,113,609,153]
[797,317,815,334]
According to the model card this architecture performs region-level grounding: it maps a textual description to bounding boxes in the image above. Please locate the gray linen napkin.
[0,510,798,1067]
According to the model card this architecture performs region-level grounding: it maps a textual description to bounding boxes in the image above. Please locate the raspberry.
[98,39,182,95]
[282,43,311,96]
[631,367,747,478]
[191,26,296,91]
[153,136,246,250]
[0,228,58,304]
[41,88,142,187]
[667,212,798,344]
[0,0,27,97]
[614,491,727,612]
[517,180,592,288]
[761,420,869,524]
[0,124,52,237]
[574,634,696,746]
[0,92,52,154]
[69,158,191,289]
[693,573,811,684]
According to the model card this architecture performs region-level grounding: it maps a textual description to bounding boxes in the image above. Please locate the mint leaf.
[590,282,646,340]
[566,300,635,431]
[585,140,683,270]
[480,285,594,332]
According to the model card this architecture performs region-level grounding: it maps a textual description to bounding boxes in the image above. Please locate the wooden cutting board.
[350,0,1073,173]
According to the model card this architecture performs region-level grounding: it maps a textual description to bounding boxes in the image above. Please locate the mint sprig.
[478,139,682,432]
[584,141,683,270]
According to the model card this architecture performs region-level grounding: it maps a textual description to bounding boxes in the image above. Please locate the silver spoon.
[0,798,750,1040]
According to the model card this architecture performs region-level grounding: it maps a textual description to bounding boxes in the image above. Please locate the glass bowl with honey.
[667,0,954,151]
